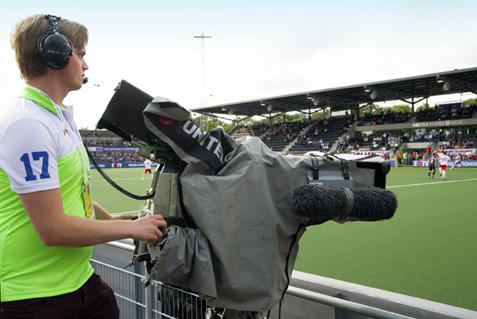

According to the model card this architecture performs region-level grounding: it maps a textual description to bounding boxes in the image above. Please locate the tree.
[391,104,412,113]
[193,114,230,132]
[464,98,477,107]
[311,109,330,120]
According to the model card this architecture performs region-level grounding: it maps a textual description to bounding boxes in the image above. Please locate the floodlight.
[370,90,378,100]
[306,95,319,106]
[443,81,451,91]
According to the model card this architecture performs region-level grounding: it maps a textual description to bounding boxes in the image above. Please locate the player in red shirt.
[425,145,432,160]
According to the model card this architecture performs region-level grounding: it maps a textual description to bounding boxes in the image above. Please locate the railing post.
[134,260,143,319]
[145,283,153,319]
[144,262,153,319]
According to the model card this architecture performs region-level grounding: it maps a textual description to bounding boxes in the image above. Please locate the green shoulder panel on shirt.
[21,87,60,115]
[0,150,93,301]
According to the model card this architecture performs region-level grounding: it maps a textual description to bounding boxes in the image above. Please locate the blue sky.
[1,1,477,128]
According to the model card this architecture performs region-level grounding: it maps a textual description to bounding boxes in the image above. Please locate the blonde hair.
[10,14,88,79]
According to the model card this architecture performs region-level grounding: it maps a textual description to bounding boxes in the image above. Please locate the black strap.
[278,225,304,318]
[311,157,319,180]
[176,161,198,228]
[84,144,156,200]
[341,159,350,180]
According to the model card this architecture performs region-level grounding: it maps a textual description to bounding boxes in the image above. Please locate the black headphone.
[37,14,73,70]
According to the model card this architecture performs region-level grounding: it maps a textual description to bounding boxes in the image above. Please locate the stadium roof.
[193,67,477,117]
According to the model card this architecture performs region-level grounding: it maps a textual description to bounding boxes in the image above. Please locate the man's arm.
[93,201,137,220]
[20,188,166,247]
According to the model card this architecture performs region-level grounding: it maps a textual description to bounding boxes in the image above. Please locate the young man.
[0,14,167,318]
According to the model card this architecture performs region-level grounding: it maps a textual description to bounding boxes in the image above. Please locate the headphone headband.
[44,14,61,34]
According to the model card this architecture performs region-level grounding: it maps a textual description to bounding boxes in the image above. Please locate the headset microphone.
[82,77,88,84]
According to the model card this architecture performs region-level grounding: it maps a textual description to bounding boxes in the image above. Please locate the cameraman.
[0,14,166,318]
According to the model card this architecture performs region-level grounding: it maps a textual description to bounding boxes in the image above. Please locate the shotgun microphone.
[292,185,397,225]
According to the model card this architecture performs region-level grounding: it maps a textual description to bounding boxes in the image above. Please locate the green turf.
[295,167,477,311]
[90,168,153,213]
[91,166,477,311]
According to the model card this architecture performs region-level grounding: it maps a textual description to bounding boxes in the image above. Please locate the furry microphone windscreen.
[292,185,397,225]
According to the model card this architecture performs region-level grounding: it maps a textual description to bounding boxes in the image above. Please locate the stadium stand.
[260,121,309,152]
[358,111,412,126]
[288,115,353,154]
[81,68,477,170]
[415,102,476,122]
[81,104,477,166]
[229,124,255,139]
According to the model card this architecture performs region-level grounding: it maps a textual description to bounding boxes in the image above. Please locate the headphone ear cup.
[38,32,73,70]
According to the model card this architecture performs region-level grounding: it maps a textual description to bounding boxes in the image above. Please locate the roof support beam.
[364,85,427,104]
[307,93,358,107]
[260,100,296,114]
[200,112,250,125]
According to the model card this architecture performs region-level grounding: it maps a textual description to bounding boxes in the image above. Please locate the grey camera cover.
[148,136,384,311]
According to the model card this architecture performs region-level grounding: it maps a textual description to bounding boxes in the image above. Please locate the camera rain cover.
[143,98,236,173]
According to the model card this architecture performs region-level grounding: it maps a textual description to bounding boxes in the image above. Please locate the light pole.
[93,83,101,145]
[194,31,212,107]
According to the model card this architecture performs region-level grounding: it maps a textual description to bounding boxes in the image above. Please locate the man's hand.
[20,190,168,247]
[130,214,167,243]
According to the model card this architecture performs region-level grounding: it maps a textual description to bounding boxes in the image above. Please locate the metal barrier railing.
[153,283,206,319]
[91,257,415,319]
[95,241,477,319]
[286,286,415,319]
[91,259,206,319]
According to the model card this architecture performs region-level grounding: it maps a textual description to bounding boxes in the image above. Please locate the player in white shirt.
[437,152,451,181]
[141,158,153,181]
[451,154,462,170]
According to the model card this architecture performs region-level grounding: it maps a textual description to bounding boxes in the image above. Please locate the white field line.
[106,178,477,215]
[388,178,477,189]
